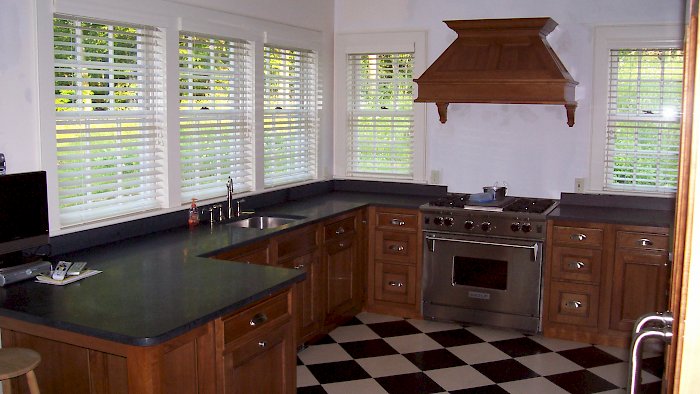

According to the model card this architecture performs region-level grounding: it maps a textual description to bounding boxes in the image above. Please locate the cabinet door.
[222,322,294,394]
[278,252,321,344]
[213,240,271,265]
[609,249,669,332]
[323,235,359,323]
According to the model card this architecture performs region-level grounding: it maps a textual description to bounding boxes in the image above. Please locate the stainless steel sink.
[226,215,304,229]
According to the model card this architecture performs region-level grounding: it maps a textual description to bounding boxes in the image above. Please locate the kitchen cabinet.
[271,225,322,345]
[322,210,365,328]
[366,207,422,318]
[216,289,295,394]
[213,239,271,265]
[543,220,670,347]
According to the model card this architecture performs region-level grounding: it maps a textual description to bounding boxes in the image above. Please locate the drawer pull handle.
[389,244,405,252]
[339,242,345,248]
[249,313,268,327]
[568,261,585,270]
[335,227,345,235]
[389,281,404,287]
[565,301,583,309]
[258,340,267,348]
[293,264,305,270]
[391,218,406,226]
[637,238,654,247]
[570,233,587,241]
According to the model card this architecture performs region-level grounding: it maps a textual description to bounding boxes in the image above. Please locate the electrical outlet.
[430,169,441,184]
[575,177,585,193]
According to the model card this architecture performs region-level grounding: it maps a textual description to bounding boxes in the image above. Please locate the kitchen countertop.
[547,192,675,228]
[0,191,431,346]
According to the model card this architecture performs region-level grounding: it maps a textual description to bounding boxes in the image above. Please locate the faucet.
[226,176,234,219]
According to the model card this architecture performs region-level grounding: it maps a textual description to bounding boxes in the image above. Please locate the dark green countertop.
[0,191,431,346]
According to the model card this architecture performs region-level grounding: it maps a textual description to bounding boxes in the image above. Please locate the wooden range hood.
[414,18,578,127]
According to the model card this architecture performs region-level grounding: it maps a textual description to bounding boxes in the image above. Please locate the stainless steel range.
[421,193,558,333]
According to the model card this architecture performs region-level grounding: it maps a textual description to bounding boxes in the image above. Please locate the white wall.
[335,0,686,198]
[0,0,334,176]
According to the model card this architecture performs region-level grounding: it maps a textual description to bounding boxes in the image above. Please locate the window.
[53,15,165,226]
[346,53,415,178]
[179,33,253,202]
[334,32,426,182]
[590,26,683,195]
[263,45,319,188]
[604,48,683,193]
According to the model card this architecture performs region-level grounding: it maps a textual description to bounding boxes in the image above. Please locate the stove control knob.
[480,222,491,232]
[433,217,444,225]
[522,223,532,233]
[511,222,521,232]
[464,220,474,230]
[444,217,454,227]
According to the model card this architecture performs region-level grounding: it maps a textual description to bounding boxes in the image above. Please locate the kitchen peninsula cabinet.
[213,239,271,265]
[322,210,366,329]
[366,207,422,318]
[0,288,294,394]
[543,220,670,347]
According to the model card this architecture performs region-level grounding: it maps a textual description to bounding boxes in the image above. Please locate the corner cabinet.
[366,207,422,318]
[322,210,366,328]
[543,220,670,347]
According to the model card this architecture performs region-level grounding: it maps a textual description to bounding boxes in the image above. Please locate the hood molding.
[414,17,578,127]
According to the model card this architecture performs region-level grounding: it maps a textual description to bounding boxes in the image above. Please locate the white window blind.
[604,48,683,193]
[53,15,165,227]
[347,53,415,178]
[263,45,319,188]
[179,33,253,202]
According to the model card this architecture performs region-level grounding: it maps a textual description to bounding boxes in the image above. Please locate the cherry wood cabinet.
[321,210,365,328]
[213,239,271,265]
[366,207,422,318]
[543,220,670,347]
[216,290,295,394]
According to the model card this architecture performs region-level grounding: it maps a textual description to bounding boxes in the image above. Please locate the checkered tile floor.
[297,312,664,394]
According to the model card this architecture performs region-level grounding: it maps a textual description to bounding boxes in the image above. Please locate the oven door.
[423,232,543,318]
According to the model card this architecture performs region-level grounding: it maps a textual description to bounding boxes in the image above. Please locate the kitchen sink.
[226,215,305,229]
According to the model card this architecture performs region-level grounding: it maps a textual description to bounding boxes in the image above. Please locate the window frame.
[334,32,427,183]
[589,24,683,196]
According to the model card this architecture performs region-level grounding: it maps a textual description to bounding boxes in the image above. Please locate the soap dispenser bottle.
[188,198,200,228]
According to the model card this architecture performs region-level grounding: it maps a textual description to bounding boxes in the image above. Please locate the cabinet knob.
[568,261,585,270]
[388,281,404,287]
[249,313,268,327]
[391,218,406,226]
[389,244,405,252]
[570,233,587,241]
[293,264,305,270]
[338,242,345,248]
[565,300,583,309]
[258,340,267,348]
[637,238,654,247]
[335,227,345,235]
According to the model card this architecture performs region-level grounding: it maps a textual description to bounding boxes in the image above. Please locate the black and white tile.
[297,312,663,393]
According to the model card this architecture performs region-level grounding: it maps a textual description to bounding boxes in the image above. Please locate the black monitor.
[0,171,49,264]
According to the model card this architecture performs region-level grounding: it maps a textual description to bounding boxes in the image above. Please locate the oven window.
[452,256,507,290]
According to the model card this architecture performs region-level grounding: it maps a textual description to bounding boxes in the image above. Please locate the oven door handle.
[426,235,539,261]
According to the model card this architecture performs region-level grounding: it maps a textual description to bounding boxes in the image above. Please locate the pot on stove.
[483,185,507,200]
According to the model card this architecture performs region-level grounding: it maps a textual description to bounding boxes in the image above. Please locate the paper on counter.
[36,270,102,286]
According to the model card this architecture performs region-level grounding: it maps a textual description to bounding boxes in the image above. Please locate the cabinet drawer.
[374,230,416,264]
[276,226,318,261]
[552,225,604,247]
[213,240,270,265]
[548,281,600,327]
[324,216,356,242]
[616,231,668,251]
[376,211,418,231]
[551,246,602,284]
[221,291,290,344]
[324,235,354,255]
[374,262,416,305]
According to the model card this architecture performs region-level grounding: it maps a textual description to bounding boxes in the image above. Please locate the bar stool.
[0,348,41,394]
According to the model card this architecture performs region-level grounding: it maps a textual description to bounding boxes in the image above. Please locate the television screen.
[0,171,49,256]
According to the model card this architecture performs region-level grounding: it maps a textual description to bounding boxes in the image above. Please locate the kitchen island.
[0,189,436,393]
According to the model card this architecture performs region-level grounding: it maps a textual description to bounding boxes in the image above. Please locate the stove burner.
[503,198,555,214]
